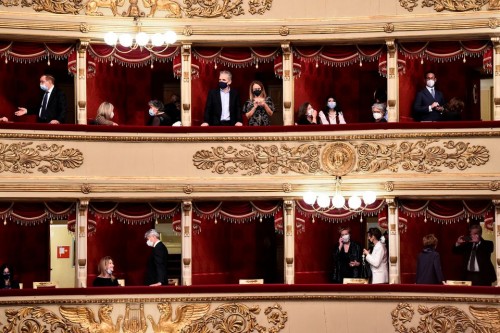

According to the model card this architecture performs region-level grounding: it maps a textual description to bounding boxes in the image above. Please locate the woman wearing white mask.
[93,256,119,287]
[331,227,362,283]
[318,96,346,125]
[95,101,118,126]
[371,103,387,123]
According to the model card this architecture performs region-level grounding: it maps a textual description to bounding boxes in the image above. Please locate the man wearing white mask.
[412,71,445,122]
[15,74,67,124]
[331,227,362,283]
[144,229,169,286]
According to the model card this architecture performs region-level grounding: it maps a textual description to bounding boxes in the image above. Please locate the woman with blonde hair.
[93,256,119,287]
[415,234,444,284]
[95,102,118,126]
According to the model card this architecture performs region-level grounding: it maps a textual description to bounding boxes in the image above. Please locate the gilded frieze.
[184,0,244,18]
[0,302,287,333]
[400,0,498,12]
[0,141,84,174]
[20,0,83,14]
[391,303,500,333]
[192,140,489,176]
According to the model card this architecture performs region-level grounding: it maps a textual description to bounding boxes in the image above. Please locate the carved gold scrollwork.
[248,0,272,15]
[184,0,244,18]
[401,0,493,12]
[20,0,83,14]
[392,303,500,333]
[192,143,322,176]
[0,0,20,6]
[355,140,489,174]
[0,142,84,174]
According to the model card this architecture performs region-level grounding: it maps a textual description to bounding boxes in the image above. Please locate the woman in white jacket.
[363,228,388,284]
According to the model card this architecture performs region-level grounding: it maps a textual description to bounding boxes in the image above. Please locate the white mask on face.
[148,108,155,117]
[373,112,382,120]
[40,84,48,92]
[327,102,336,109]
[106,268,113,275]
[426,79,435,88]
[341,234,350,243]
[146,240,154,247]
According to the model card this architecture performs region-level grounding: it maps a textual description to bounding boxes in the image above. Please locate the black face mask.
[253,89,262,97]
[3,273,10,280]
[218,82,228,89]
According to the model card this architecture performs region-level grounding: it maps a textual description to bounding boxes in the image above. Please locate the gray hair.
[220,70,232,80]
[144,229,160,239]
[371,103,386,113]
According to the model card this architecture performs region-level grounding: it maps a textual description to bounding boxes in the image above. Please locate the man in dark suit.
[412,71,445,122]
[15,74,67,124]
[453,225,496,286]
[201,70,242,126]
[144,229,169,286]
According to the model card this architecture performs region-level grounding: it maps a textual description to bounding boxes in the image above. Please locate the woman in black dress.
[93,256,119,287]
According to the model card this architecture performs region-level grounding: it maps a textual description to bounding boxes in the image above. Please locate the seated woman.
[93,256,119,287]
[148,100,180,126]
[318,96,346,125]
[0,263,20,289]
[371,103,387,123]
[296,102,318,125]
[442,97,463,121]
[242,80,275,126]
[95,102,118,126]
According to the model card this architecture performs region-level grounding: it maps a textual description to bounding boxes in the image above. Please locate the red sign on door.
[57,246,70,258]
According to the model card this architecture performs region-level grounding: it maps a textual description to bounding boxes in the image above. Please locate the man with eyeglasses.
[412,71,445,122]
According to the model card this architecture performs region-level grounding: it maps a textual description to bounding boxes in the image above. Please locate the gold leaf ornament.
[184,0,244,18]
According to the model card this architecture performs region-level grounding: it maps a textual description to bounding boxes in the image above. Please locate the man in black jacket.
[144,229,169,286]
[15,74,67,124]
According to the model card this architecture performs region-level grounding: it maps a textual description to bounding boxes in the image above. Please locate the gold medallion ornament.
[321,142,356,176]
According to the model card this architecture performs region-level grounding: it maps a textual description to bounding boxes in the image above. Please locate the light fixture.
[104,17,177,50]
[303,176,376,212]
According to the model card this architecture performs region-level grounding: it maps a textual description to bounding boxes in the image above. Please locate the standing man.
[144,229,169,286]
[201,70,242,126]
[15,74,67,124]
[412,71,445,122]
[453,225,496,286]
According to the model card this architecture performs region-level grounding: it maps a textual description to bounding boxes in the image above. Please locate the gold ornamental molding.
[0,141,83,174]
[0,302,288,333]
[192,140,489,176]
[392,303,500,333]
[400,0,500,12]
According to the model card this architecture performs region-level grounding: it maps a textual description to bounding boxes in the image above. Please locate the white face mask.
[426,79,435,88]
[148,108,155,116]
[341,234,350,243]
[373,112,383,120]
[40,84,48,92]
[106,268,113,275]
[146,240,154,247]
[327,102,336,109]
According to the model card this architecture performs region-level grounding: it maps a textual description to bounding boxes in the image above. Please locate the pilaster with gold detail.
[181,43,192,126]
[76,40,89,125]
[492,38,500,121]
[283,200,295,284]
[493,199,500,285]
[387,198,400,284]
[281,43,294,126]
[386,40,399,123]
[181,200,193,286]
[76,199,89,288]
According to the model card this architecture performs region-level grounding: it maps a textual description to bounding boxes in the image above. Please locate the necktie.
[468,244,477,272]
[430,88,435,98]
[41,92,49,117]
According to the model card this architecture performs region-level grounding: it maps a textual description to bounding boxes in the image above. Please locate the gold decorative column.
[387,198,400,284]
[493,199,500,285]
[493,38,500,121]
[181,43,192,126]
[181,200,193,286]
[281,43,295,126]
[76,199,89,288]
[283,200,295,284]
[76,40,89,125]
[386,40,399,122]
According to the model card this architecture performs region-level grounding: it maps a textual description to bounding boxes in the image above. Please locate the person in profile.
[415,234,444,284]
[296,102,318,125]
[412,71,445,122]
[144,229,169,286]
[93,256,119,287]
[331,227,362,283]
[0,264,20,289]
[363,228,388,284]
[95,101,118,126]
[15,74,67,124]
[453,224,496,286]
[201,70,242,126]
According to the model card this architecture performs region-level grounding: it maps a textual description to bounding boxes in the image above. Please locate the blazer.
[365,241,388,284]
[203,88,242,125]
[453,239,496,285]
[28,87,67,123]
[145,241,169,285]
[412,87,445,122]
[415,247,444,284]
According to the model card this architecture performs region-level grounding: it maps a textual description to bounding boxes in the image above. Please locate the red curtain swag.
[67,51,97,78]
[0,42,74,64]
[87,44,180,67]
[0,202,75,226]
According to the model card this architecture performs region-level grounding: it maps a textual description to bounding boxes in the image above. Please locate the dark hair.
[469,224,482,236]
[423,234,438,248]
[297,102,311,119]
[424,71,436,79]
[368,227,382,240]
[148,100,164,112]
[322,96,341,113]
[0,264,13,277]
[445,97,464,113]
[374,89,387,103]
